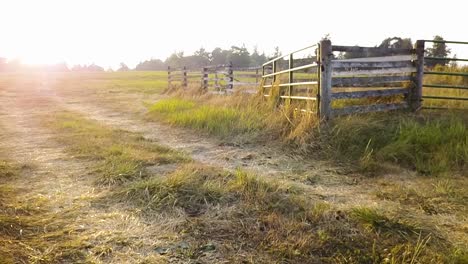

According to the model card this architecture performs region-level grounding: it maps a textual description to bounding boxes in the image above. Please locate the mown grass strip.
[48,112,189,185]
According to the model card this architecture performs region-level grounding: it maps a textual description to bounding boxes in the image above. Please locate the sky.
[1,0,467,69]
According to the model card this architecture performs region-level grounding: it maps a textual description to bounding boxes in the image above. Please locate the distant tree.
[135,59,166,71]
[211,48,229,65]
[250,46,267,67]
[87,64,104,72]
[426,35,451,67]
[227,45,250,67]
[269,46,282,60]
[165,51,184,68]
[117,63,130,71]
[192,47,210,67]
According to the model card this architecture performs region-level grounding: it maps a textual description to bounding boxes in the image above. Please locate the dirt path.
[0,76,171,263]
[50,77,386,209]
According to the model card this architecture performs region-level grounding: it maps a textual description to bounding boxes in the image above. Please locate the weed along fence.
[261,39,467,120]
[168,63,261,93]
[419,40,468,109]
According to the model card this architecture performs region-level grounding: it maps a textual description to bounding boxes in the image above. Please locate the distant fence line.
[167,63,261,93]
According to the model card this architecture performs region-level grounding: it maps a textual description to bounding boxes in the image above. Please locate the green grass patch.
[379,117,467,175]
[327,113,467,176]
[49,112,189,184]
[148,98,267,138]
[58,71,169,95]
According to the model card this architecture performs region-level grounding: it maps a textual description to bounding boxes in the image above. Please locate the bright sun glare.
[1,0,467,69]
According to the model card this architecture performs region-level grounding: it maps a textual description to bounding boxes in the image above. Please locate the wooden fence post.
[288,54,294,106]
[202,67,208,91]
[226,62,234,90]
[167,66,172,89]
[255,68,259,85]
[183,66,188,88]
[412,40,425,111]
[261,65,266,95]
[214,67,219,91]
[319,39,332,120]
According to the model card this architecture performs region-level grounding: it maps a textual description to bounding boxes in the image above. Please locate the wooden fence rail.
[168,63,261,93]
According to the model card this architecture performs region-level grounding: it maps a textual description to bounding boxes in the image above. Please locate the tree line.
[0,36,455,72]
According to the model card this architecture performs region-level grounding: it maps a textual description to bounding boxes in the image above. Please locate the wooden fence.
[419,40,468,109]
[169,39,466,120]
[261,40,424,119]
[168,63,261,93]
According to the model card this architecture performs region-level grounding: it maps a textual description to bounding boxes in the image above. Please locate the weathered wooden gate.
[261,39,467,120]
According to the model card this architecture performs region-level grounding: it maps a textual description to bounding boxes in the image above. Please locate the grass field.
[39,110,468,262]
[0,71,467,263]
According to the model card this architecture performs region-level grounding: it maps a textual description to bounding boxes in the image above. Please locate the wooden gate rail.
[261,44,319,109]
[421,40,468,108]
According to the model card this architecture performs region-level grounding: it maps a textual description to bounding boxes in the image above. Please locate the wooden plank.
[262,63,318,78]
[262,81,318,88]
[334,55,413,63]
[233,66,262,71]
[332,102,408,116]
[332,45,414,55]
[331,88,408,100]
[332,60,413,69]
[280,95,317,101]
[422,96,468,101]
[424,71,468,77]
[233,82,258,86]
[263,44,318,66]
[332,67,416,77]
[332,75,412,87]
[235,74,260,78]
[423,84,468,90]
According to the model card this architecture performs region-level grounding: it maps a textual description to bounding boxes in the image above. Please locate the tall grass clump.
[148,91,319,143]
[379,116,467,175]
[328,113,467,176]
